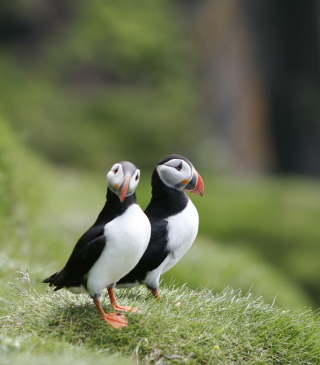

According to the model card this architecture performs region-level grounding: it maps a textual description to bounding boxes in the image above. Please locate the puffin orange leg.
[151,289,162,300]
[150,289,180,306]
[93,298,128,329]
[108,288,140,313]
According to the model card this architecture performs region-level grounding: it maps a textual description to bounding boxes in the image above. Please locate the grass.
[1,272,319,365]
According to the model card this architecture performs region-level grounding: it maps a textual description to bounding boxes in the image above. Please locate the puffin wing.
[43,226,107,289]
[139,218,169,270]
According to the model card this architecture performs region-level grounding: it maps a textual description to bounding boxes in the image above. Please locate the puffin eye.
[113,167,119,174]
[175,162,183,171]
[135,174,139,181]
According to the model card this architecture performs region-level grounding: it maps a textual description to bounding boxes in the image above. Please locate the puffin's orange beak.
[184,170,204,197]
[119,175,130,203]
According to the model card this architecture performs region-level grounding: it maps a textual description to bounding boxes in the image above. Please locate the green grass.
[1,274,319,365]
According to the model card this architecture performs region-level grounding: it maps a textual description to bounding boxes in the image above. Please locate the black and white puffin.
[43,161,151,329]
[116,154,204,299]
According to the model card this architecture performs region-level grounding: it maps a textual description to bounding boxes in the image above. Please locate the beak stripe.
[185,170,204,196]
[119,176,130,203]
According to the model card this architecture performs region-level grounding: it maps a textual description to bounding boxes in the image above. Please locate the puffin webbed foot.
[94,298,129,329]
[102,312,129,329]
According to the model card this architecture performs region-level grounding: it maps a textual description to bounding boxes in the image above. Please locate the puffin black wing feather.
[43,226,106,290]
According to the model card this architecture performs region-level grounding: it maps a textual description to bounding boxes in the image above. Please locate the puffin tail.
[42,269,64,291]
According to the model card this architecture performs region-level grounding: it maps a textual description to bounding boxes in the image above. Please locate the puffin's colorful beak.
[184,170,204,196]
[119,175,131,203]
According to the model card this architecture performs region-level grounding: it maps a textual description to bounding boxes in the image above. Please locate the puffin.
[116,154,204,299]
[43,161,151,329]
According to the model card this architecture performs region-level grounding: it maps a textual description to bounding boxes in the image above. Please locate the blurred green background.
[1,0,320,310]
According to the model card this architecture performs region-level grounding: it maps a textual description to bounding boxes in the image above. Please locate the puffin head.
[107,161,141,202]
[156,154,204,196]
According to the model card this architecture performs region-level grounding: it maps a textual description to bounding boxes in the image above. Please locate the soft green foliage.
[0,119,48,258]
[1,277,320,365]
[0,0,200,170]
[162,238,311,308]
[194,175,320,305]
[0,119,51,312]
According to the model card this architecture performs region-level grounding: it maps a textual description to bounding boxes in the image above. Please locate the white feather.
[84,204,150,297]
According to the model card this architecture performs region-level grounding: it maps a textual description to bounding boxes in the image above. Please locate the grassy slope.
[1,279,320,365]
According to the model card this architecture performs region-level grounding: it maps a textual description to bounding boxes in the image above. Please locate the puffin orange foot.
[102,312,129,329]
[113,304,141,313]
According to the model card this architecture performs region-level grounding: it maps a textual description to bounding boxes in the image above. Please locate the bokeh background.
[1,0,320,310]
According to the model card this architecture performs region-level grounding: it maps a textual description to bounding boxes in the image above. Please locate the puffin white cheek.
[107,168,124,190]
[157,166,182,186]
[128,177,139,194]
